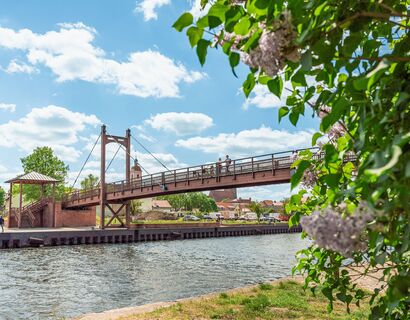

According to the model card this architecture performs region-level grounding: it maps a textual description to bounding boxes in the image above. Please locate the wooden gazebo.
[5,172,58,228]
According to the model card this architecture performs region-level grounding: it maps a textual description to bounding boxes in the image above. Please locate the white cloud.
[0,105,100,162]
[135,151,186,174]
[243,76,318,110]
[135,0,171,21]
[139,133,157,143]
[0,103,16,112]
[145,112,213,135]
[176,126,313,157]
[243,84,290,110]
[238,185,294,202]
[190,0,212,20]
[5,59,38,74]
[0,23,204,98]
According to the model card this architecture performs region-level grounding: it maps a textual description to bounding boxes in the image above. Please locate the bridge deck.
[62,151,303,208]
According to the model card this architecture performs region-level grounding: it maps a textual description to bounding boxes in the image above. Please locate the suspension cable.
[130,134,171,172]
[71,133,101,189]
[106,144,121,173]
[109,135,170,189]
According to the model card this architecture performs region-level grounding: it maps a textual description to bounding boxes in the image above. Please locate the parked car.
[202,215,212,220]
[209,212,222,220]
[183,215,200,221]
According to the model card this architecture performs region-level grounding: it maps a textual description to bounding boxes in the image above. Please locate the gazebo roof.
[5,171,59,185]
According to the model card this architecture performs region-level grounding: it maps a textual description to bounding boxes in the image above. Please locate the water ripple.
[0,233,309,319]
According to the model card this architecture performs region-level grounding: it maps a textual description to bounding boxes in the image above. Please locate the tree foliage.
[130,200,143,215]
[80,174,99,190]
[174,1,410,318]
[158,192,217,213]
[248,201,264,221]
[0,187,5,211]
[20,147,68,202]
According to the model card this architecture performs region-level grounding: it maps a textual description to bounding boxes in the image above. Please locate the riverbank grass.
[119,280,369,320]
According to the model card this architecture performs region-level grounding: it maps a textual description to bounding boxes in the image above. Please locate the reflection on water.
[0,233,309,319]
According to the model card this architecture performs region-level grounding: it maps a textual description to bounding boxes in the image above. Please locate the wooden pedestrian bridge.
[5,125,356,229]
[63,150,303,209]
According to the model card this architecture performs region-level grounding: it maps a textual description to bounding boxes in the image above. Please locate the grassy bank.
[117,280,369,320]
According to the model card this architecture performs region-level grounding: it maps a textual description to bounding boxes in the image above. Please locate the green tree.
[20,147,68,201]
[174,1,409,318]
[130,200,142,215]
[158,194,186,211]
[248,201,264,222]
[80,174,99,190]
[0,186,5,211]
[158,193,217,213]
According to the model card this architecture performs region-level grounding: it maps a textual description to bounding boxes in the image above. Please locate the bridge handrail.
[105,147,318,187]
[62,148,356,204]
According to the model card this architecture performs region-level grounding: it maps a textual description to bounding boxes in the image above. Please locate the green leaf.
[234,17,251,36]
[314,2,327,16]
[196,16,209,28]
[242,72,256,97]
[312,132,323,146]
[186,27,203,48]
[324,173,341,189]
[321,97,349,132]
[229,52,240,77]
[196,39,211,66]
[242,29,262,52]
[207,3,227,28]
[353,60,390,91]
[291,70,307,87]
[255,0,270,9]
[278,107,289,122]
[172,12,193,32]
[291,159,311,189]
[301,51,312,71]
[267,77,283,98]
[289,109,300,126]
[208,16,223,29]
[365,145,402,177]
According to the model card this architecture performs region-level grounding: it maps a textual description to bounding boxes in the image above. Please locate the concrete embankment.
[0,223,301,249]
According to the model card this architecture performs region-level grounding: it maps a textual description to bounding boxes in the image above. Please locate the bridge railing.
[64,148,362,205]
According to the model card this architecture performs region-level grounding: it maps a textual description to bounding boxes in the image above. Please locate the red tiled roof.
[152,200,171,208]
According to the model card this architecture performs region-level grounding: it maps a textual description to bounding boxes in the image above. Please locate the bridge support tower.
[100,125,131,229]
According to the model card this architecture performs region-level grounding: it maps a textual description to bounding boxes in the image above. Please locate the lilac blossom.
[300,203,374,257]
[241,11,300,76]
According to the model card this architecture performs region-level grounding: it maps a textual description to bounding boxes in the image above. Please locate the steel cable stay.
[109,134,169,190]
[130,133,171,173]
[94,143,122,187]
[70,133,101,190]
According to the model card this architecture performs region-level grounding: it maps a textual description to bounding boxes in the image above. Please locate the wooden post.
[18,181,22,228]
[8,182,12,226]
[100,125,107,229]
[125,128,131,227]
[52,182,56,228]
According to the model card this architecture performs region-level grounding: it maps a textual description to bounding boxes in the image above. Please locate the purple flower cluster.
[318,106,346,141]
[300,203,374,257]
[301,166,318,189]
[241,11,299,76]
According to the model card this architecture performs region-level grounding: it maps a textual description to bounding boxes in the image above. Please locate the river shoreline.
[75,276,302,320]
[76,267,381,320]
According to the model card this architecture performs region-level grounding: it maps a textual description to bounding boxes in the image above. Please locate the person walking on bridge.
[217,158,222,176]
[225,155,232,173]
[0,215,4,233]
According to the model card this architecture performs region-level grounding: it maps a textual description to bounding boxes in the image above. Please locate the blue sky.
[0,0,318,200]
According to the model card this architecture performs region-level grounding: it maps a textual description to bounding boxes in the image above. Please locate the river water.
[0,233,309,319]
